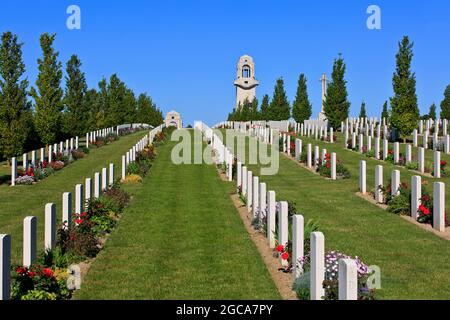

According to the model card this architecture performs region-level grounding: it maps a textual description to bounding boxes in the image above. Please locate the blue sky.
[0,0,449,126]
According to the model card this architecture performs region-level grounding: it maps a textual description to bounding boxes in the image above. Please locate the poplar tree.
[323,55,350,129]
[440,85,450,119]
[292,74,312,124]
[428,103,436,120]
[359,102,367,118]
[64,54,87,136]
[30,33,63,145]
[381,101,389,122]
[269,78,290,120]
[390,36,420,142]
[260,94,270,121]
[0,31,32,161]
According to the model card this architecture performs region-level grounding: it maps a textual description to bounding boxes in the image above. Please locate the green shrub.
[126,162,140,175]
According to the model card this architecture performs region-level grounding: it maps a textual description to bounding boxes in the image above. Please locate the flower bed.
[10,128,168,300]
[317,153,351,179]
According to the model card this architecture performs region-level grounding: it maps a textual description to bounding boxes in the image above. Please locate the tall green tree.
[63,54,87,137]
[85,88,100,130]
[428,103,436,120]
[292,74,312,124]
[381,101,389,122]
[104,74,127,126]
[30,33,63,145]
[268,78,290,120]
[0,31,32,162]
[440,85,450,119]
[323,55,350,129]
[123,88,137,123]
[135,93,163,126]
[249,98,259,120]
[359,101,367,118]
[260,94,270,121]
[390,36,419,142]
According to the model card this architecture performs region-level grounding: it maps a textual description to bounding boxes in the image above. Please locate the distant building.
[165,110,182,129]
[234,55,259,109]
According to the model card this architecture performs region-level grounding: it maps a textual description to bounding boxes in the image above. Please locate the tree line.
[0,31,164,161]
[228,36,450,143]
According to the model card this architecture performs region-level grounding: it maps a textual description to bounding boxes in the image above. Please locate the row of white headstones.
[348,133,446,177]
[343,117,447,138]
[0,124,164,300]
[359,160,446,232]
[10,127,117,186]
[202,121,358,300]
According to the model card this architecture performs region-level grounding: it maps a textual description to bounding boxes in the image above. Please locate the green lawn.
[0,131,147,265]
[73,130,280,299]
[222,129,450,300]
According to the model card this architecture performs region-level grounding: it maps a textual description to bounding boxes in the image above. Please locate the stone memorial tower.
[318,73,328,121]
[234,55,259,109]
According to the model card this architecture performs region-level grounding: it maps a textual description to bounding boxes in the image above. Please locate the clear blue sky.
[0,0,449,126]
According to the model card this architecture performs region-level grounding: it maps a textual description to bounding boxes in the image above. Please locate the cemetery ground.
[222,130,450,300]
[73,130,280,299]
[0,131,148,265]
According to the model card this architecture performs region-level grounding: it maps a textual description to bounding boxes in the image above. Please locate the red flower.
[419,204,430,215]
[80,212,88,218]
[326,163,331,169]
[16,267,27,275]
[28,271,36,278]
[422,195,430,202]
[276,245,284,253]
[281,252,289,260]
[43,268,53,278]
[441,161,447,166]
[75,218,83,225]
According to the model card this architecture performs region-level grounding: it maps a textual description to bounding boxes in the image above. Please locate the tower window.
[242,65,251,78]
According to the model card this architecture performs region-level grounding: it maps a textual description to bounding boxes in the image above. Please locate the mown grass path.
[0,131,148,264]
[223,130,450,300]
[74,131,279,299]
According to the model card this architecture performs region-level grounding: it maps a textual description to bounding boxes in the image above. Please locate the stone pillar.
[359,160,366,194]
[338,259,358,300]
[247,171,253,212]
[94,172,101,198]
[393,142,399,164]
[433,182,445,232]
[405,145,412,164]
[374,138,380,159]
[109,163,115,185]
[23,153,28,171]
[40,148,45,163]
[86,133,89,148]
[48,145,53,163]
[330,128,334,143]
[310,232,325,300]
[259,183,267,224]
[252,176,259,218]
[358,134,363,153]
[383,139,388,160]
[367,136,372,151]
[85,178,92,204]
[344,128,349,148]
[413,129,418,147]
[423,131,428,149]
[0,234,11,300]
[75,184,84,215]
[101,167,108,191]
[237,162,242,192]
[11,157,17,186]
[307,144,312,168]
[351,133,356,149]
[45,203,56,251]
[434,151,441,178]
[375,165,384,203]
[242,166,247,196]
[23,216,37,267]
[62,192,72,229]
[391,170,400,196]
[445,135,450,154]
[418,147,425,173]
[267,190,276,248]
[331,153,337,180]
[126,151,130,165]
[314,146,320,168]
[292,215,304,278]
[31,150,36,166]
[122,155,126,180]
[411,176,421,220]
[295,139,302,160]
[279,201,288,265]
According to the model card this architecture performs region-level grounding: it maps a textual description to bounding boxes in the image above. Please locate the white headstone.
[252,176,259,218]
[391,170,400,196]
[267,190,276,248]
[433,182,445,232]
[23,216,37,267]
[331,153,337,180]
[247,171,253,212]
[394,142,399,164]
[109,163,114,185]
[75,184,84,214]
[85,178,92,204]
[121,155,126,180]
[62,192,72,229]
[405,144,412,164]
[279,201,288,266]
[434,151,441,178]
[242,166,248,196]
[0,234,11,300]
[310,231,325,300]
[338,259,358,300]
[307,144,312,168]
[259,182,266,224]
[94,172,101,198]
[411,176,421,220]
[101,167,108,191]
[383,139,388,160]
[375,165,384,203]
[44,203,56,251]
[292,215,304,278]
[360,160,366,194]
[11,157,17,186]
